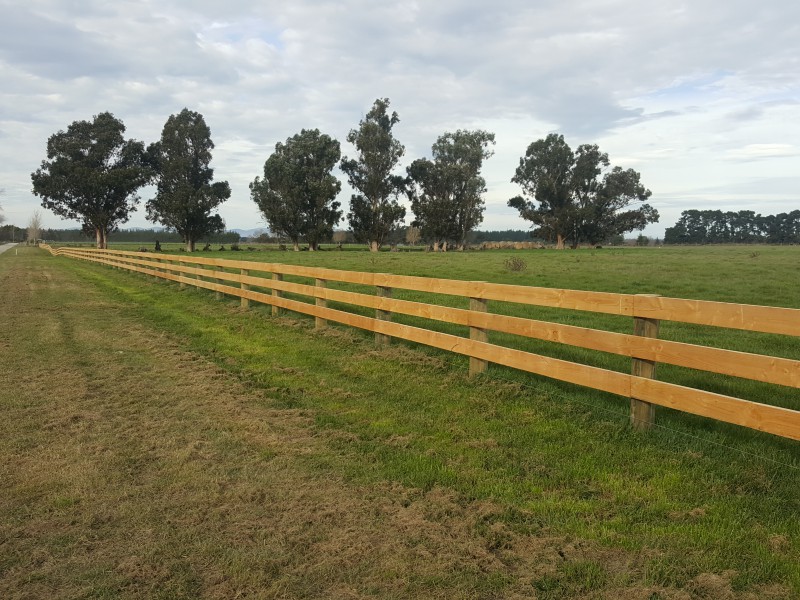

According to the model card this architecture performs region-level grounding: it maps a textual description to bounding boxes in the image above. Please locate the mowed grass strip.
[2,246,799,598]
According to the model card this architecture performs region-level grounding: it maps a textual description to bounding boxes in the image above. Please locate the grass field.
[2,244,799,598]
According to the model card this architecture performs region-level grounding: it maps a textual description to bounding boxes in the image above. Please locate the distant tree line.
[15,224,539,247]
[30,99,657,251]
[32,228,240,244]
[0,224,25,243]
[664,210,800,244]
[470,229,537,243]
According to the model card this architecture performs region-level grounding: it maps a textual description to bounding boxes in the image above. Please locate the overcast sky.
[1,0,798,237]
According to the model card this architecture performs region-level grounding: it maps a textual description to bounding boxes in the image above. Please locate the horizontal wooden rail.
[42,245,800,441]
[50,246,800,335]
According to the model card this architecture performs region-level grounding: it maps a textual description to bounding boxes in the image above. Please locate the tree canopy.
[508,133,657,248]
[146,108,230,251]
[250,129,342,251]
[30,112,150,248]
[340,98,406,251]
[407,129,495,250]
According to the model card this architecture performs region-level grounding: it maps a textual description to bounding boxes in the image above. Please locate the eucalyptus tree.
[407,129,495,250]
[30,113,150,248]
[250,129,342,251]
[340,98,406,251]
[146,109,230,251]
[508,133,657,248]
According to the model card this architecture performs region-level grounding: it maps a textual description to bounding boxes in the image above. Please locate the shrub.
[504,256,527,272]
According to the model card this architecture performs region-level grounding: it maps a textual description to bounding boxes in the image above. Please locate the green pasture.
[98,243,800,417]
[15,244,800,596]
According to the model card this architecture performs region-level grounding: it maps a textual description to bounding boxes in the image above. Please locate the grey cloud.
[726,99,800,123]
[1,0,799,231]
[0,5,124,80]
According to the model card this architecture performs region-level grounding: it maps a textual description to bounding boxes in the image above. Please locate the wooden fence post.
[631,294,661,431]
[469,296,488,376]
[179,261,186,288]
[376,285,392,346]
[315,278,327,329]
[240,269,249,309]
[215,264,223,300]
[272,273,283,316]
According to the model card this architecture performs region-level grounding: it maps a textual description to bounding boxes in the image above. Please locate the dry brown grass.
[1,247,792,599]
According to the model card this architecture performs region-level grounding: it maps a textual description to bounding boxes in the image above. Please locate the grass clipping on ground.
[0,246,796,599]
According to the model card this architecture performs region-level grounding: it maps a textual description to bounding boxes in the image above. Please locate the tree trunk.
[308,242,317,252]
[293,241,300,251]
[556,233,565,250]
[186,239,194,252]
[370,240,379,252]
[442,241,448,252]
[96,228,108,249]
[432,241,440,252]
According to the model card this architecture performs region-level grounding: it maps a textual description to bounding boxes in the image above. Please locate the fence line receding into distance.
[41,245,800,442]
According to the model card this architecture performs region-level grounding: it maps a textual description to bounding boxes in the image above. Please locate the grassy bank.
[2,245,799,597]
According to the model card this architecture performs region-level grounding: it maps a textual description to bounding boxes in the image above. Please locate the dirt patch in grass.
[1,248,793,599]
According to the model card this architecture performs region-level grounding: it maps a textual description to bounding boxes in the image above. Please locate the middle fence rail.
[42,245,800,442]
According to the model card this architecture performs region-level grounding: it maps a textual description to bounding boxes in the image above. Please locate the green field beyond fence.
[42,245,800,442]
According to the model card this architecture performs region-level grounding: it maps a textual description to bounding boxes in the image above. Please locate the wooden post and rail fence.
[40,245,800,442]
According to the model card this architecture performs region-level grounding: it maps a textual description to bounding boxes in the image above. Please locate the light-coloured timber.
[45,245,800,441]
[315,278,327,329]
[51,247,800,389]
[469,295,489,376]
[52,246,800,336]
[631,295,660,431]
[241,269,249,309]
[272,273,283,316]
[631,378,800,441]
[376,285,392,346]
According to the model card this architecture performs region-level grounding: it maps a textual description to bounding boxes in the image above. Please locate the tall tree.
[146,109,230,251]
[406,158,453,250]
[408,129,495,250]
[31,113,150,248]
[250,129,342,251]
[508,133,657,248]
[340,98,406,251]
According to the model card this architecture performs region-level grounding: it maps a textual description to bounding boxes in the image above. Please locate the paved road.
[0,243,17,255]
